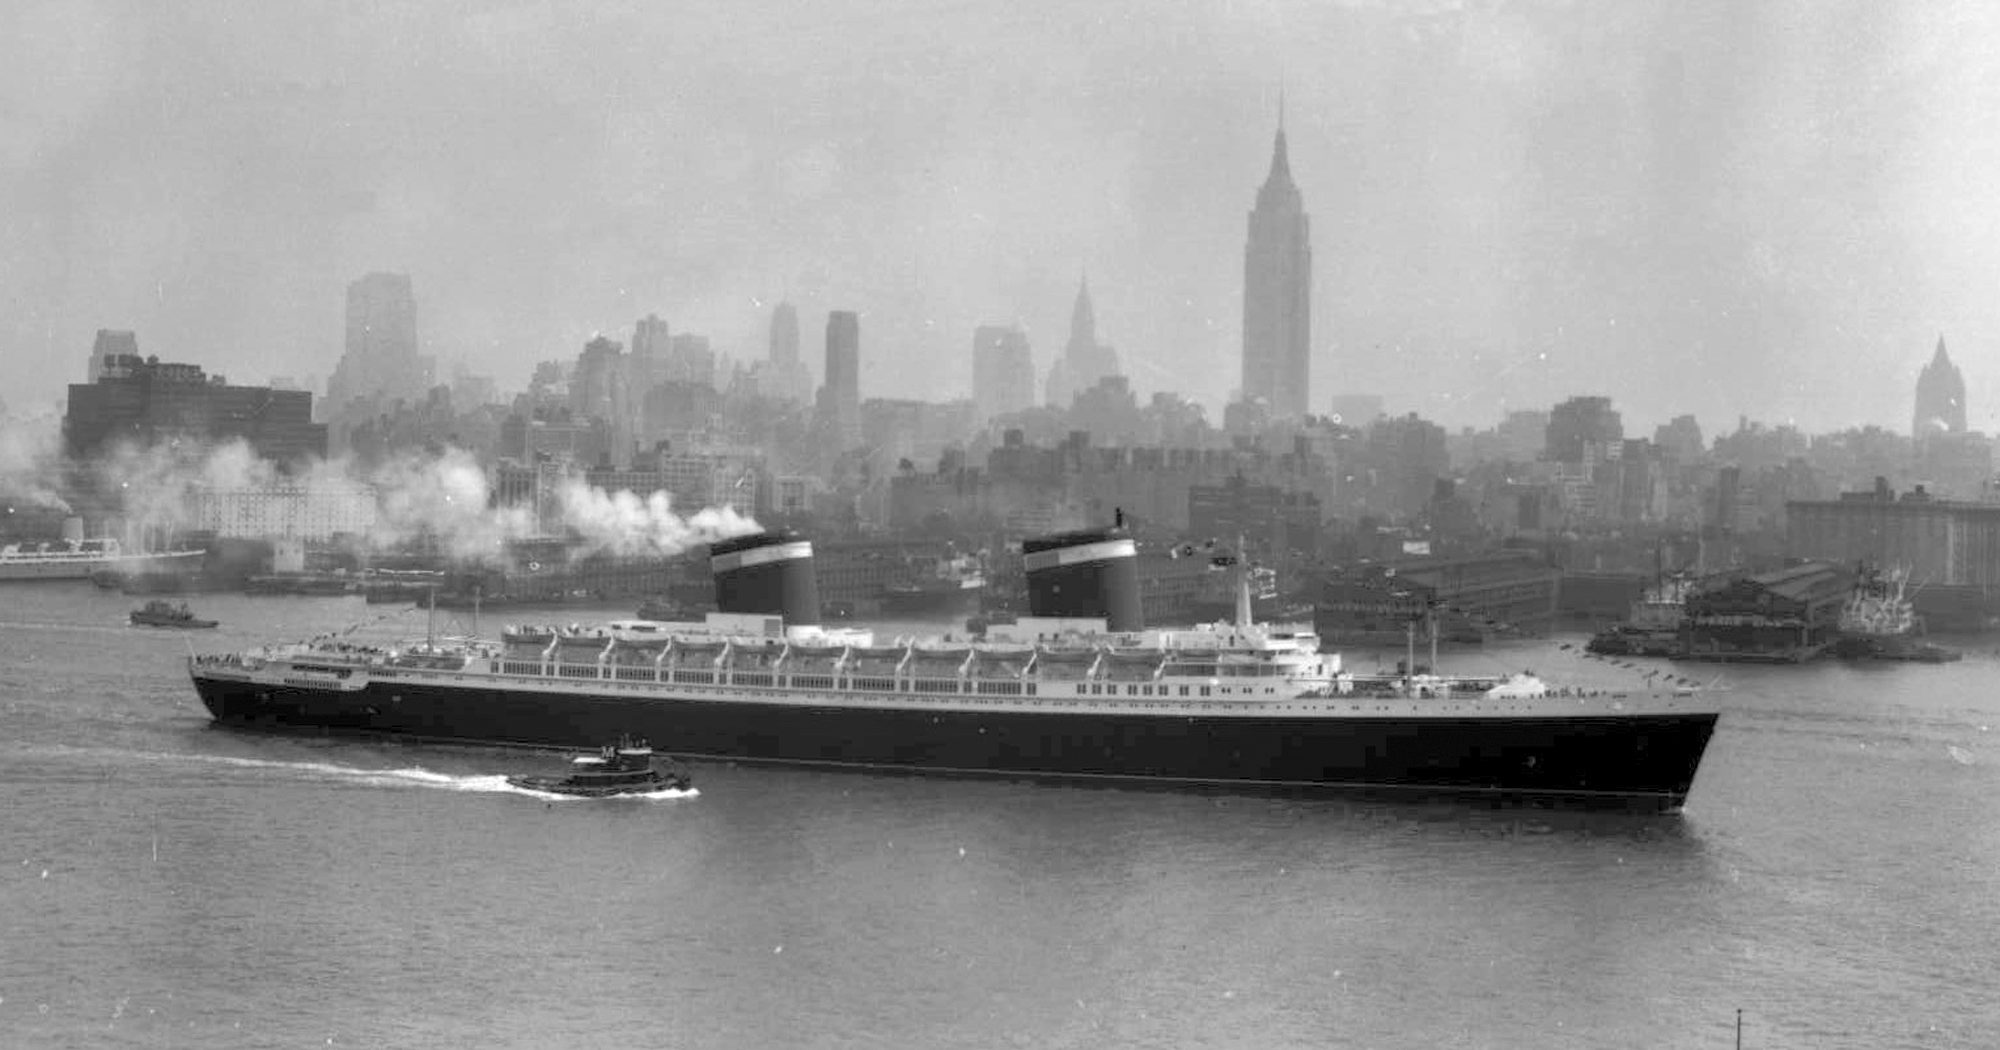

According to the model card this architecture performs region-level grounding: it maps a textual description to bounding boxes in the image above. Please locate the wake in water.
[283,762,698,802]
[22,745,697,801]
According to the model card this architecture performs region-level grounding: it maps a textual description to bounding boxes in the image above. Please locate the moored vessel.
[188,524,1721,811]
[506,737,691,797]
[0,538,204,583]
[879,552,987,617]
[1586,574,1693,657]
[1830,567,1962,663]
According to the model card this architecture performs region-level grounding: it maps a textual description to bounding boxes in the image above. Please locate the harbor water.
[1,585,1995,1048]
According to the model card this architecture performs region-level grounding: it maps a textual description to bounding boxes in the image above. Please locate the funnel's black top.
[709,530,819,626]
[710,531,801,558]
[1021,525,1128,555]
[1020,525,1142,631]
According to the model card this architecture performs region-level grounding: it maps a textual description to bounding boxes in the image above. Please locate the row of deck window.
[474,663,1281,702]
[503,650,1293,680]
[494,662,1059,696]
[1081,683,1213,697]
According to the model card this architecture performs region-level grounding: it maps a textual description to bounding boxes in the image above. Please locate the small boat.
[130,599,217,629]
[506,738,691,798]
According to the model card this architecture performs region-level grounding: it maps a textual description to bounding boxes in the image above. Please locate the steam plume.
[77,437,758,564]
[0,413,73,512]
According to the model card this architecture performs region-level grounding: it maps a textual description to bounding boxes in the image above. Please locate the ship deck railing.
[466,658,1338,701]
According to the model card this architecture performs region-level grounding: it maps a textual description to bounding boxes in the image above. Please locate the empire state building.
[1241,118,1312,418]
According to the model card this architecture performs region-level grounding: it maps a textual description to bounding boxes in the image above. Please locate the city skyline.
[6,2,2000,435]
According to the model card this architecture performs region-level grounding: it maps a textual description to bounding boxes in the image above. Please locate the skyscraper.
[325,272,432,416]
[1044,277,1121,408]
[1240,111,1312,418]
[753,302,814,405]
[1545,396,1625,463]
[1914,335,1967,438]
[570,335,627,429]
[770,302,800,365]
[87,329,138,384]
[629,314,670,395]
[972,324,1035,422]
[819,311,861,447]
[665,334,716,389]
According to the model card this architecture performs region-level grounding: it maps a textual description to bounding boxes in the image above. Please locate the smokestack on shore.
[709,531,820,626]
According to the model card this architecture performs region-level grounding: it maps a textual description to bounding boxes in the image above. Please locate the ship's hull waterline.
[190,674,1716,811]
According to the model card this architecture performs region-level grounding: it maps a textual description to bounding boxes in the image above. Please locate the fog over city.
[7,0,2000,433]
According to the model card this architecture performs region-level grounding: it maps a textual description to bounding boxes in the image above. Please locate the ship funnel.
[709,531,820,626]
[1021,525,1143,631]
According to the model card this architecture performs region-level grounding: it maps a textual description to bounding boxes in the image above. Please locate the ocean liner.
[0,537,203,582]
[188,526,1721,810]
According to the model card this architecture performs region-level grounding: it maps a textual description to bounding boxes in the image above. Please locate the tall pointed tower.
[1241,104,1312,418]
[1045,275,1121,407]
[1913,335,1967,439]
[1068,275,1097,354]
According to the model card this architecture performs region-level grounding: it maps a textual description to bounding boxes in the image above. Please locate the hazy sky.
[5,0,1999,435]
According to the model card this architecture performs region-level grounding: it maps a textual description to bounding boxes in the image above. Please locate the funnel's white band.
[1022,539,1136,573]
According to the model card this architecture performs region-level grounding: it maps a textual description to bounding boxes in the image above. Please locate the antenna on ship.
[425,584,437,649]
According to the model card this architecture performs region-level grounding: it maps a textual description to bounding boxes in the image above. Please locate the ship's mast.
[1234,532,1253,630]
[1404,617,1417,688]
[1429,600,1439,677]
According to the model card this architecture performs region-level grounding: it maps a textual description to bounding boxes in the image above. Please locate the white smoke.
[553,477,760,558]
[368,447,534,562]
[0,411,73,512]
[367,448,758,562]
[74,436,759,564]
[93,439,233,533]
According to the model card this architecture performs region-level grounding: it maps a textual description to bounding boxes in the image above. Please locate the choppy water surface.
[2,586,1995,1048]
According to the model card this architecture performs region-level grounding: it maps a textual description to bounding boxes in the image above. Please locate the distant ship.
[1586,575,1694,657]
[1830,567,1961,663]
[636,597,699,622]
[188,524,1721,811]
[130,600,217,629]
[879,553,986,616]
[0,538,203,583]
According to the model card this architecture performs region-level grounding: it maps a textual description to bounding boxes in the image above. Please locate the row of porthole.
[391,670,1585,719]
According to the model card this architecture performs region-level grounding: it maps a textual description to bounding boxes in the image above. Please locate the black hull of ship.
[504,774,688,797]
[1829,634,1963,663]
[1584,629,1680,657]
[191,675,1716,811]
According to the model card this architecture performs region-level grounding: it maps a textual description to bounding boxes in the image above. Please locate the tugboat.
[506,738,692,798]
[1586,573,1693,657]
[130,599,218,629]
